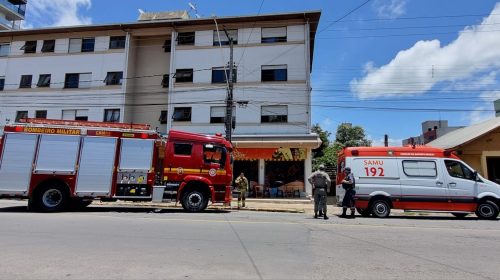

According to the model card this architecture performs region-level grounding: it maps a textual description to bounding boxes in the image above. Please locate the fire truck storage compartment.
[116,138,154,197]
[0,133,38,194]
[75,136,118,196]
[34,134,80,174]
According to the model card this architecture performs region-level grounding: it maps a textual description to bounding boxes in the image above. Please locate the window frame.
[211,67,237,84]
[41,40,55,53]
[159,110,168,124]
[0,76,5,91]
[81,37,95,52]
[35,110,47,119]
[163,39,171,52]
[445,160,476,181]
[261,27,287,43]
[172,107,192,122]
[37,74,51,87]
[162,74,169,88]
[173,143,193,156]
[103,109,120,123]
[109,36,126,49]
[15,111,28,122]
[261,65,288,82]
[19,75,32,88]
[64,73,80,88]
[175,69,194,83]
[213,29,238,46]
[104,71,123,86]
[22,40,37,54]
[177,32,195,45]
[0,43,10,57]
[261,105,288,123]
[402,160,438,178]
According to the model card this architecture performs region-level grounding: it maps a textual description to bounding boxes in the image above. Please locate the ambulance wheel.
[371,199,391,218]
[356,208,371,217]
[452,213,469,218]
[475,200,499,220]
[33,183,70,212]
[182,190,208,212]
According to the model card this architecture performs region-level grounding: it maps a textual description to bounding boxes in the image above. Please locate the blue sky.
[24,0,500,145]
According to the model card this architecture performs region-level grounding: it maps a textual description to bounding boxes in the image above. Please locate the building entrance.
[486,157,500,184]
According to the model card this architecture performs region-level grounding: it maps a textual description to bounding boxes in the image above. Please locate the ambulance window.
[402,160,437,177]
[203,144,226,167]
[445,160,475,180]
[174,143,192,156]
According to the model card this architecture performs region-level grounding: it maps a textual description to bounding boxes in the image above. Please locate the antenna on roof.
[138,9,145,14]
[188,2,201,18]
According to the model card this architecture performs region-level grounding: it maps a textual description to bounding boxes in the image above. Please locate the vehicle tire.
[371,199,391,218]
[452,213,469,218]
[356,208,371,217]
[33,183,69,212]
[475,200,499,220]
[181,190,208,212]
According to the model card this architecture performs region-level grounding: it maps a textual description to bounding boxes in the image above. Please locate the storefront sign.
[234,147,306,161]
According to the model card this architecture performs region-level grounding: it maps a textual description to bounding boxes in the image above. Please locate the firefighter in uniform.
[341,167,356,218]
[308,164,331,219]
[235,172,249,208]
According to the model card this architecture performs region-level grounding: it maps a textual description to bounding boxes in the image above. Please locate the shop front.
[232,134,321,198]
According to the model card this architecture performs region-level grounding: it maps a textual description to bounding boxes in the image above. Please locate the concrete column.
[304,148,313,198]
[258,159,265,185]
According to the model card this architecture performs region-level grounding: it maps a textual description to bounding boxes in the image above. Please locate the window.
[41,40,55,52]
[175,69,193,83]
[445,160,475,181]
[15,111,28,122]
[212,67,237,83]
[64,73,91,88]
[37,74,51,87]
[203,144,226,167]
[62,109,88,121]
[20,75,32,88]
[104,109,120,122]
[0,76,4,91]
[213,29,238,46]
[210,106,235,124]
[109,36,126,49]
[261,65,287,82]
[0,43,10,56]
[35,110,47,119]
[69,38,95,53]
[104,72,123,85]
[22,41,37,54]
[162,74,169,88]
[177,32,195,45]
[261,105,287,123]
[261,27,287,43]
[172,107,191,122]
[163,39,171,52]
[159,110,168,124]
[82,38,95,52]
[402,161,437,177]
[174,143,192,156]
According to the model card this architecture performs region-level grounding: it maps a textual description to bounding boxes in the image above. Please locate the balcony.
[0,0,26,20]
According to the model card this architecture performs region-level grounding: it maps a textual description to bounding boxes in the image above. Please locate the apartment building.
[0,11,321,197]
[0,0,26,30]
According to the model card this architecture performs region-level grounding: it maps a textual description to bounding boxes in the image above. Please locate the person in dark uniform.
[341,167,356,218]
[308,164,331,220]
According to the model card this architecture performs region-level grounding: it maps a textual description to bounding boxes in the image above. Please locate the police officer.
[341,167,356,218]
[308,164,331,219]
[235,172,249,208]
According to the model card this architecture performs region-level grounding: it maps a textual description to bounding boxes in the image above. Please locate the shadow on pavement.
[0,205,230,214]
[347,214,499,221]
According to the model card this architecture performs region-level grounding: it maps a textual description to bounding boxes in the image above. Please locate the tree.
[311,123,330,158]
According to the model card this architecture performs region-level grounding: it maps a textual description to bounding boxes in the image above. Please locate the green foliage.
[311,123,330,158]
[335,123,372,148]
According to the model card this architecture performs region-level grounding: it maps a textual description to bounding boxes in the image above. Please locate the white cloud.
[24,0,92,28]
[351,3,500,99]
[466,90,500,124]
[374,0,407,19]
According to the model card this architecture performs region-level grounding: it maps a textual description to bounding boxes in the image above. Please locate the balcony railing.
[0,0,26,17]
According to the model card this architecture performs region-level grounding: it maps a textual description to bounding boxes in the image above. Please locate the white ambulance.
[336,146,500,219]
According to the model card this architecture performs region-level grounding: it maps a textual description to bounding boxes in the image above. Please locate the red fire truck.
[0,119,233,212]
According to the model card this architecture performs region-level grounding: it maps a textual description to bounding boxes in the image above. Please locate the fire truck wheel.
[356,208,371,217]
[34,183,70,212]
[475,200,499,220]
[370,199,391,218]
[181,190,208,212]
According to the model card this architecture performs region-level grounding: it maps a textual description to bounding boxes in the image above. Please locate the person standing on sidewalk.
[308,164,331,219]
[235,172,249,208]
[341,167,356,218]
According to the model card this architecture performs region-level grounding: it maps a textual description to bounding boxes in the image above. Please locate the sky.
[23,0,500,145]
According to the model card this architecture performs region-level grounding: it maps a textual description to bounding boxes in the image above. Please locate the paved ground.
[0,199,499,280]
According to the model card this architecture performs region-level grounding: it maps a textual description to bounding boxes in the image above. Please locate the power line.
[317,0,372,34]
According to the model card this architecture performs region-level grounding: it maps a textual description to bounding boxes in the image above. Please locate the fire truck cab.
[336,146,500,219]
[0,119,233,212]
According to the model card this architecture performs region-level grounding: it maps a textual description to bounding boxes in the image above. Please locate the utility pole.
[223,28,234,142]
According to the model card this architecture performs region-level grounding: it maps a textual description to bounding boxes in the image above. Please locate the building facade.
[0,0,25,30]
[0,11,321,197]
[402,120,463,145]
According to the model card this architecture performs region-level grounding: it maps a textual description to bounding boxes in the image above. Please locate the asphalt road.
[0,200,499,280]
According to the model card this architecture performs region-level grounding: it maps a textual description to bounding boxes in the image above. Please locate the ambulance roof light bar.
[19,118,151,130]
